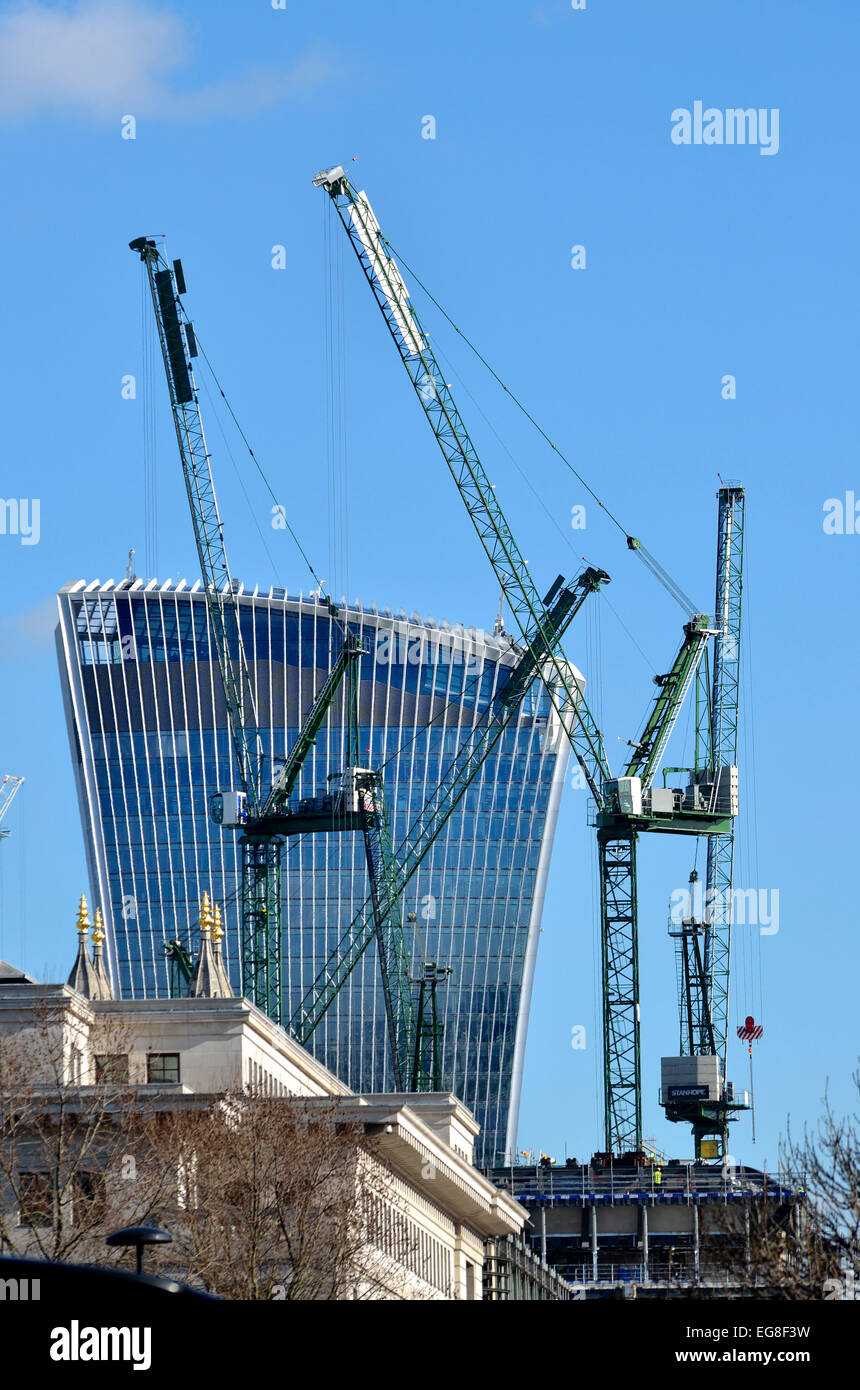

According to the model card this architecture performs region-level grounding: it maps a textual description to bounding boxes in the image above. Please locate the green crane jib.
[129,241,263,811]
[621,616,712,790]
[312,167,611,804]
[290,565,609,1052]
[163,939,194,998]
[130,236,282,1017]
[263,634,365,813]
[314,168,742,1155]
[664,483,747,1159]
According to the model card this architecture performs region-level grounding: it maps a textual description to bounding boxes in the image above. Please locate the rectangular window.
[17,1172,53,1227]
[147,1053,180,1084]
[94,1054,129,1084]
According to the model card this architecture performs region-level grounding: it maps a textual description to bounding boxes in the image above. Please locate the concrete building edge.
[504,725,571,1163]
[55,597,117,995]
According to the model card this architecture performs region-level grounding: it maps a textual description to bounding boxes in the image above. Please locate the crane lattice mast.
[664,483,746,1158]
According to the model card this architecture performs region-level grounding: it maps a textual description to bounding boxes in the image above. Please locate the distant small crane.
[163,939,194,998]
[0,775,23,845]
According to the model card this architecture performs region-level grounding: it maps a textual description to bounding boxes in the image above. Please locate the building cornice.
[301,1096,528,1238]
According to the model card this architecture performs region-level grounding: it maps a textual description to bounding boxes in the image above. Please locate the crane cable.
[323,196,352,613]
[184,309,507,789]
[381,234,700,618]
[140,272,158,577]
[738,532,764,1034]
[179,276,658,797]
[175,256,659,777]
[432,335,658,675]
[198,373,287,588]
[181,313,334,620]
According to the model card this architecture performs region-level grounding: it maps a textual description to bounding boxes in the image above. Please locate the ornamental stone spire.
[190,891,232,999]
[67,894,102,999]
[90,906,114,1000]
[210,902,233,998]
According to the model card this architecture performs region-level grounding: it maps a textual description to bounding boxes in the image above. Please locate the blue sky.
[0,0,856,1168]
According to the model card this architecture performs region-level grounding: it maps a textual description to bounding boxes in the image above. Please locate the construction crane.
[663,482,747,1158]
[596,612,717,1151]
[599,603,741,1146]
[130,237,418,1082]
[315,167,743,1153]
[289,563,610,1069]
[163,939,194,998]
[412,961,452,1092]
[0,776,23,845]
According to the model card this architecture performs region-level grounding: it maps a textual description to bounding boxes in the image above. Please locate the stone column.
[590,1204,598,1282]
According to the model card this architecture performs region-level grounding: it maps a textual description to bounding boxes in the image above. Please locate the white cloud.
[531,2,568,24]
[0,0,335,120]
[0,597,59,654]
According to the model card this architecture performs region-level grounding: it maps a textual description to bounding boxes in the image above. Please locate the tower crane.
[315,167,745,1153]
[663,482,747,1157]
[130,237,418,1082]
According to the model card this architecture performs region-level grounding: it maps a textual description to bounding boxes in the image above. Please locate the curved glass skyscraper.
[57,580,571,1163]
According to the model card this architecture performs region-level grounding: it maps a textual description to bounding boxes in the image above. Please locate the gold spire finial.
[91,906,105,948]
[199,891,213,935]
[211,903,223,946]
[76,894,91,934]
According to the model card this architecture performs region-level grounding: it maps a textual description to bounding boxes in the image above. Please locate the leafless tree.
[126,1093,435,1300]
[0,1002,171,1263]
[705,1072,860,1298]
[0,1021,439,1299]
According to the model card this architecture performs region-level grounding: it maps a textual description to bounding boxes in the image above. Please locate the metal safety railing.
[559,1261,751,1287]
[486,1163,804,1205]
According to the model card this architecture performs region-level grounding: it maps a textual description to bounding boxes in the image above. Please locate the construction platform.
[483,1160,803,1297]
